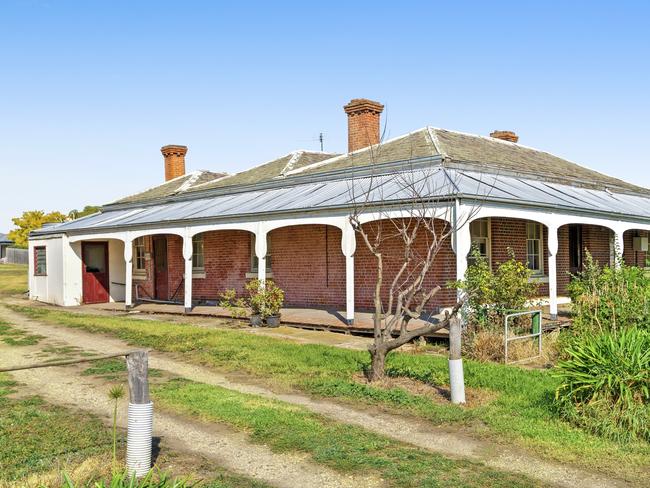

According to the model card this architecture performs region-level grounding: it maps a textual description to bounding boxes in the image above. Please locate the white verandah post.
[342,219,356,325]
[614,228,626,268]
[547,224,559,320]
[124,236,133,309]
[182,232,193,313]
[255,224,268,285]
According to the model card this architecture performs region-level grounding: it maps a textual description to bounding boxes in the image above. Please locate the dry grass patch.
[353,372,496,407]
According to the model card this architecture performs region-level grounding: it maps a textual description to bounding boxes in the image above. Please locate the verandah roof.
[33,165,650,237]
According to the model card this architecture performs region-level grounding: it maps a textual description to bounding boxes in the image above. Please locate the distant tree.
[8,210,67,248]
[68,205,100,220]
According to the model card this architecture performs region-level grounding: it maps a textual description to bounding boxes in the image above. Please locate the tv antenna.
[319,132,324,152]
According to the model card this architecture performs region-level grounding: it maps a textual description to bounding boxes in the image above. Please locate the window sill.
[192,271,206,279]
[34,274,47,277]
[246,272,273,279]
[133,272,147,281]
[529,275,549,284]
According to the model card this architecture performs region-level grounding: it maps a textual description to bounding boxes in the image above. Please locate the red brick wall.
[488,218,550,294]
[556,226,570,295]
[582,225,612,267]
[354,219,457,311]
[168,230,253,301]
[270,225,346,307]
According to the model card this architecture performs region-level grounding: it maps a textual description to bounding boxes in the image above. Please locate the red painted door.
[153,237,168,300]
[82,242,110,304]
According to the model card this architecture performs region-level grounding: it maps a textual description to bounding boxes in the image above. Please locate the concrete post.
[448,316,465,404]
[450,211,471,404]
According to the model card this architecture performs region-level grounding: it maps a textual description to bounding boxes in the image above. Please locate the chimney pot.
[489,130,519,143]
[160,144,188,181]
[343,98,384,153]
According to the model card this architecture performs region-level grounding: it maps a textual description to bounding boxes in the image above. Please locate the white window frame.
[469,218,491,266]
[192,235,205,272]
[34,246,47,276]
[133,237,146,274]
[526,222,544,276]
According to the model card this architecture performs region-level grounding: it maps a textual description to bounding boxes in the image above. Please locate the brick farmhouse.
[29,99,650,324]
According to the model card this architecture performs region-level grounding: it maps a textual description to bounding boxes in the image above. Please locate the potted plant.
[245,279,285,327]
[261,280,284,327]
[245,279,265,327]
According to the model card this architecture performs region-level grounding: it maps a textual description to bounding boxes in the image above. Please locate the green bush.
[218,288,247,318]
[553,327,650,442]
[454,248,539,330]
[452,249,539,361]
[568,251,650,334]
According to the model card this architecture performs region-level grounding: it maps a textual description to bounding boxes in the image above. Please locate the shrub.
[553,327,650,442]
[218,289,247,318]
[568,252,650,334]
[454,248,539,330]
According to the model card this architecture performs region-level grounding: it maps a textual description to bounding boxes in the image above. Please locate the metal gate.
[504,310,542,364]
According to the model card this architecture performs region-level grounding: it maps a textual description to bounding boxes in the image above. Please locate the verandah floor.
[82,300,572,338]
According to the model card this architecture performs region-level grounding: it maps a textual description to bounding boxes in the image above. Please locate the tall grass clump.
[108,384,126,469]
[553,327,650,442]
[62,469,194,487]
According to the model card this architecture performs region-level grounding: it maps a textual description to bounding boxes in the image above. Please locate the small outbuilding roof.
[0,233,12,244]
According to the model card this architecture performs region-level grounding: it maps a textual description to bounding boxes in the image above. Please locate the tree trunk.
[368,345,387,381]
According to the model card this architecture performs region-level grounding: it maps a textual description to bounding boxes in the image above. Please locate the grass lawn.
[153,378,542,488]
[0,263,28,296]
[0,374,112,481]
[8,304,649,483]
[0,371,273,487]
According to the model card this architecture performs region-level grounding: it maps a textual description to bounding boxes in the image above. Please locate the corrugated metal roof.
[34,167,650,236]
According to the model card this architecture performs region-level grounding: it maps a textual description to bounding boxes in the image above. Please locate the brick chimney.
[160,145,188,181]
[343,98,384,153]
[490,130,519,143]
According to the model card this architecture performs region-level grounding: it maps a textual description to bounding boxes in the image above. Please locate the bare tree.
[348,147,480,383]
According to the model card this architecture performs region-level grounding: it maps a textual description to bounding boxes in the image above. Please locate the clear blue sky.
[1,0,648,232]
